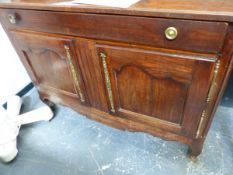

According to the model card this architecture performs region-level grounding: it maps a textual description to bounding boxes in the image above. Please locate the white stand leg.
[6,96,22,117]
[14,106,54,126]
[0,96,54,163]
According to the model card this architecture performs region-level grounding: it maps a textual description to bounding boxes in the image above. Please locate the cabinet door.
[10,31,87,103]
[96,44,216,136]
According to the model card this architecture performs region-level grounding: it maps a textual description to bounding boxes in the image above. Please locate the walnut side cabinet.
[1,0,233,157]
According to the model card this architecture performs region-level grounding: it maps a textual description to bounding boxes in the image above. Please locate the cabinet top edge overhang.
[0,0,233,23]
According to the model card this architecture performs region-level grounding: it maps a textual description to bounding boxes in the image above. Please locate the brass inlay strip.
[64,45,85,102]
[196,110,207,138]
[100,52,115,113]
[196,60,220,138]
[206,60,221,102]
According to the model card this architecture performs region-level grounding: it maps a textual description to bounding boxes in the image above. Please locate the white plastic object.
[0,96,54,163]
[0,123,19,163]
[14,106,53,126]
[0,106,7,125]
[0,112,20,163]
[6,96,22,118]
[0,139,18,163]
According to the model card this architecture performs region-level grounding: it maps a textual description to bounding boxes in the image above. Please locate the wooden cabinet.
[1,0,233,158]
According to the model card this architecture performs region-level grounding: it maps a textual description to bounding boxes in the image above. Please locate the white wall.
[0,24,31,105]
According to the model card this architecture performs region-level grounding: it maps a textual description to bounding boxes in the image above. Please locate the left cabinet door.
[10,30,88,104]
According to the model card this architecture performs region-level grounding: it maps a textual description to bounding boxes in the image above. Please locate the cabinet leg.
[188,139,204,158]
[39,93,56,111]
[43,99,56,111]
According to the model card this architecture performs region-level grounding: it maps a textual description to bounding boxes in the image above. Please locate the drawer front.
[0,9,228,53]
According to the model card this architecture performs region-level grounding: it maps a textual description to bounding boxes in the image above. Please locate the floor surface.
[0,77,233,175]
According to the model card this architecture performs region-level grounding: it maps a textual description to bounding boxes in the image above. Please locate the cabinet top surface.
[0,0,233,22]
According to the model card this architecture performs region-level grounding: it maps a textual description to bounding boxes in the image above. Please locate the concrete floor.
[1,76,233,175]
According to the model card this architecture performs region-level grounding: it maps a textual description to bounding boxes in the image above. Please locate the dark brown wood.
[1,0,233,22]
[37,84,193,146]
[95,42,215,137]
[0,0,233,158]
[0,9,228,54]
[9,30,89,105]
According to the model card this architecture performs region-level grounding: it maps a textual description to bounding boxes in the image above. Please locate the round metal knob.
[7,14,17,24]
[165,27,178,40]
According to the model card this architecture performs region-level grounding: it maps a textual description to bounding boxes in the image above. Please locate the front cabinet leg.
[38,92,56,111]
[43,99,56,111]
[188,138,205,158]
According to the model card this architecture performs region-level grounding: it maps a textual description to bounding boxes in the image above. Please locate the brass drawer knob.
[7,14,17,24]
[165,27,178,40]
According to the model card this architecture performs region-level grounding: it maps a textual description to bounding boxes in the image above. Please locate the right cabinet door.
[96,44,217,136]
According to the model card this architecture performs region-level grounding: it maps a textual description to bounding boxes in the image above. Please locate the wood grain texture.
[0,0,233,22]
[0,9,228,53]
[95,43,215,136]
[38,84,193,146]
[9,30,89,105]
[74,39,109,111]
